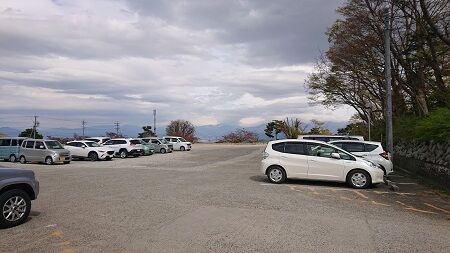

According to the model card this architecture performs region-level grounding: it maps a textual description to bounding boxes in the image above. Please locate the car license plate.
[60,156,65,161]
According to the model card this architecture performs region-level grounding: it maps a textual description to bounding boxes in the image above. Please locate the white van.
[297,135,364,142]
[163,136,192,151]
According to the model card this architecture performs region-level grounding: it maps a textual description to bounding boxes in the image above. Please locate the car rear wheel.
[88,152,98,161]
[160,148,166,154]
[180,146,185,151]
[19,156,26,164]
[45,156,53,165]
[267,166,286,184]
[0,189,31,229]
[347,170,371,189]
[9,155,17,163]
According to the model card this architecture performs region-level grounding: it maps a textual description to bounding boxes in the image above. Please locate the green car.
[140,140,155,156]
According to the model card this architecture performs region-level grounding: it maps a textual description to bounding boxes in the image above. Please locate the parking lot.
[1,144,449,252]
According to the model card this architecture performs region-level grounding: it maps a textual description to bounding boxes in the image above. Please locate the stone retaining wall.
[394,140,450,189]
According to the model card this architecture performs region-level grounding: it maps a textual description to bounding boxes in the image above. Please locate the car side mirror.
[331,153,341,159]
[82,146,86,149]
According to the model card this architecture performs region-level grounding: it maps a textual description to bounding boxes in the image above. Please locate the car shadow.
[250,175,352,189]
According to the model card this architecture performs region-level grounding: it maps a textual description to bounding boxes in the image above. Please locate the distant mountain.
[0,121,348,140]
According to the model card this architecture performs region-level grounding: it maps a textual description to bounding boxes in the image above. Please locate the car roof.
[329,140,381,145]
[268,139,328,144]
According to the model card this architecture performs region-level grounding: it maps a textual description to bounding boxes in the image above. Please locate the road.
[1,144,449,252]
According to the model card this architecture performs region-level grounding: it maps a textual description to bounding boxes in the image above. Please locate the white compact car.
[329,140,393,175]
[163,136,192,151]
[65,141,115,161]
[102,138,144,158]
[261,139,385,188]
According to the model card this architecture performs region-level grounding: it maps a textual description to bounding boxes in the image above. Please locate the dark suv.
[0,167,39,228]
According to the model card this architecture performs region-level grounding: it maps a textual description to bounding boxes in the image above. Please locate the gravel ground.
[0,144,449,253]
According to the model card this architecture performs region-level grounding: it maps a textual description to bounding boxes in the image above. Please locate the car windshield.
[179,138,187,142]
[86,142,100,147]
[45,141,64,149]
[159,139,168,144]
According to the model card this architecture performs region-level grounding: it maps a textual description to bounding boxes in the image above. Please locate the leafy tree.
[306,0,450,124]
[278,118,306,139]
[219,129,259,143]
[138,125,156,138]
[308,119,332,135]
[19,128,43,139]
[264,120,283,139]
[166,120,196,142]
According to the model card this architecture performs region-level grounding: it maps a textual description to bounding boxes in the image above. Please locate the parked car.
[138,140,154,156]
[329,140,393,175]
[102,138,144,158]
[83,137,111,145]
[297,135,364,142]
[0,167,39,228]
[261,139,384,188]
[19,139,71,165]
[163,136,192,151]
[141,137,173,154]
[65,141,115,161]
[0,137,27,162]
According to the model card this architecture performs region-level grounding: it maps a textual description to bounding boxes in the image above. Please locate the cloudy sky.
[0,0,353,131]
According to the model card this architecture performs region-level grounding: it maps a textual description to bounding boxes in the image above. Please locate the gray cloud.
[0,0,352,133]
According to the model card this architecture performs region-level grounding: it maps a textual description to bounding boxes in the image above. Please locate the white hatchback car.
[163,136,192,151]
[261,139,385,188]
[329,140,393,175]
[65,141,115,161]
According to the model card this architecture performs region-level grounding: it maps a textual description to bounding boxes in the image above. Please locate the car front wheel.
[19,156,26,164]
[119,150,128,159]
[160,148,166,154]
[180,146,185,151]
[45,156,53,165]
[267,166,286,184]
[0,189,31,229]
[348,170,371,189]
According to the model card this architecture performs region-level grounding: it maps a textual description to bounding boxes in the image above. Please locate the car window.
[11,139,18,146]
[45,141,64,149]
[171,138,178,142]
[18,139,24,146]
[130,140,141,145]
[35,141,46,149]
[151,140,159,144]
[365,144,379,152]
[0,139,11,146]
[331,142,343,148]
[103,140,113,145]
[76,142,86,148]
[344,142,365,152]
[66,142,76,147]
[26,141,35,149]
[272,143,284,152]
[306,143,335,158]
[179,138,187,142]
[284,142,306,155]
[86,142,100,147]
[306,143,353,160]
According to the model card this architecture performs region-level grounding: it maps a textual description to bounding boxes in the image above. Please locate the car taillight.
[379,151,389,160]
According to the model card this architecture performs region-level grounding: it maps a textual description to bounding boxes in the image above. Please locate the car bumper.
[371,169,385,184]
[99,152,114,160]
[129,149,143,156]
[53,154,71,163]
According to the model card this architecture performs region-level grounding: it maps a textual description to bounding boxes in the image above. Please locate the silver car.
[141,137,173,154]
[19,139,71,165]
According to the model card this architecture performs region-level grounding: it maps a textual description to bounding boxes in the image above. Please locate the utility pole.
[31,115,39,138]
[114,121,120,135]
[81,120,86,138]
[367,110,371,141]
[153,109,156,136]
[384,7,393,156]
